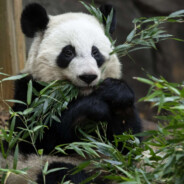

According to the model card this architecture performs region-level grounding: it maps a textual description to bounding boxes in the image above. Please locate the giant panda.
[1,3,142,184]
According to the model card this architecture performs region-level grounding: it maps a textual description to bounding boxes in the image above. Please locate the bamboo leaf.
[27,80,33,105]
[126,29,136,42]
[43,161,49,174]
[171,105,184,110]
[133,77,154,85]
[169,9,184,17]
[0,72,9,76]
[5,99,26,106]
[13,145,19,169]
[23,108,33,115]
[8,116,16,142]
[2,73,28,81]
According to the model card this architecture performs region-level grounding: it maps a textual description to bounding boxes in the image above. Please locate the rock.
[135,0,184,14]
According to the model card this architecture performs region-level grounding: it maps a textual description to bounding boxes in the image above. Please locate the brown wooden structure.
[0,0,25,108]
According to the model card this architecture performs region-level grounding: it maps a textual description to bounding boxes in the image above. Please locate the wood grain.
[0,0,25,108]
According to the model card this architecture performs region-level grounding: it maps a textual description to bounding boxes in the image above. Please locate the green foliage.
[112,14,184,57]
[135,75,184,184]
[51,76,184,184]
[0,76,79,183]
[81,2,184,58]
[26,80,79,142]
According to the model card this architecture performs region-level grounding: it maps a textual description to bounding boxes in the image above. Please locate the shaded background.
[22,0,184,121]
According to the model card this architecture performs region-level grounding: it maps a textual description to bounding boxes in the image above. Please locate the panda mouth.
[80,86,94,89]
[79,86,94,91]
[78,86,95,95]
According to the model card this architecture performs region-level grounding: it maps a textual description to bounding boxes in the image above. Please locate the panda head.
[21,3,122,95]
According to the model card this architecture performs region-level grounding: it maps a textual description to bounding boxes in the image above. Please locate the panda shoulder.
[13,74,42,103]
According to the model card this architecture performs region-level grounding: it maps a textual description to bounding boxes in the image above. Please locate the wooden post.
[0,0,25,108]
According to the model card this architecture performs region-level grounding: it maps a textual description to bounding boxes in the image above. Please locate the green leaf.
[40,80,57,95]
[72,161,90,175]
[27,80,33,105]
[128,46,151,53]
[158,34,173,39]
[105,8,113,34]
[115,165,133,178]
[43,100,49,113]
[1,128,8,142]
[0,72,9,76]
[169,9,184,17]
[134,77,154,85]
[52,115,60,123]
[0,139,6,158]
[70,145,85,158]
[13,145,19,169]
[80,172,100,184]
[172,38,184,42]
[33,125,44,132]
[171,105,184,110]
[43,161,49,174]
[8,116,16,142]
[23,108,33,115]
[38,149,43,156]
[0,168,27,175]
[46,167,66,175]
[167,85,180,95]
[158,93,165,113]
[5,99,26,106]
[126,29,136,42]
[2,73,28,81]
[55,147,67,155]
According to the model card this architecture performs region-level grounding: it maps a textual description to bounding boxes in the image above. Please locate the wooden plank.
[0,0,25,108]
[13,0,26,71]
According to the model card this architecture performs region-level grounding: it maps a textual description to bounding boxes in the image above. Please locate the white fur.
[1,153,85,184]
[22,12,122,92]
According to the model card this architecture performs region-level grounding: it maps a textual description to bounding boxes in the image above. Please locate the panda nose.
[79,74,97,84]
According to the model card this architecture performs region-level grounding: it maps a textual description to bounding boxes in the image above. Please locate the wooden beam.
[0,0,25,108]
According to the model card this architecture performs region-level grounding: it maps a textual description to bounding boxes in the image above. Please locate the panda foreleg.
[94,78,135,109]
[55,96,112,143]
[58,78,142,146]
[93,78,142,143]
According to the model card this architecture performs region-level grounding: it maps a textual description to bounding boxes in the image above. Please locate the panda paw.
[94,78,135,110]
[62,96,112,127]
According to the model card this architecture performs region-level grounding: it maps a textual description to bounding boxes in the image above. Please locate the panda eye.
[57,45,76,68]
[64,49,73,57]
[92,46,99,57]
[62,45,75,58]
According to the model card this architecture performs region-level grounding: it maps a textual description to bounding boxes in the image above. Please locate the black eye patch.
[91,46,105,67]
[56,45,76,68]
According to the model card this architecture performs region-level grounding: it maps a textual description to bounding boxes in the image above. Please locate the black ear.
[21,3,49,38]
[99,4,116,34]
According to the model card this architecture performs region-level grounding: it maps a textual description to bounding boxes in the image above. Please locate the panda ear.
[21,3,49,38]
[99,4,116,34]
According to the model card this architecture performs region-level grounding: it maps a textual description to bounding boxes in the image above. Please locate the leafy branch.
[112,13,184,57]
[81,2,184,58]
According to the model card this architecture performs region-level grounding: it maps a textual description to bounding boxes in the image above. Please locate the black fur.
[57,45,76,68]
[21,3,49,37]
[99,4,116,34]
[11,75,142,154]
[36,162,89,184]
[92,46,105,67]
